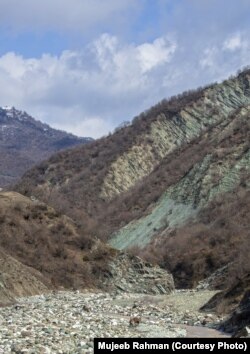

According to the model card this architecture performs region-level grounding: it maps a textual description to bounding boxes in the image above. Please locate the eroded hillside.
[0,191,99,289]
[0,249,50,306]
[101,74,250,199]
[0,192,174,300]
[16,69,250,220]
[110,106,250,250]
[14,68,250,308]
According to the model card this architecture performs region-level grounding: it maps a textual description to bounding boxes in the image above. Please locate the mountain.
[14,68,250,315]
[0,190,114,290]
[0,191,173,304]
[0,106,93,187]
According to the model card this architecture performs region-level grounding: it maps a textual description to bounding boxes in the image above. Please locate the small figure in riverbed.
[129,316,141,327]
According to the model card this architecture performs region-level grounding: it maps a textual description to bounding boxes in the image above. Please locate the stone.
[0,289,225,352]
[233,326,250,338]
[129,316,141,327]
[21,330,32,337]
[101,252,174,296]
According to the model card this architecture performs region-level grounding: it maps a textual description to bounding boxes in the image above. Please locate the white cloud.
[0,34,177,138]
[223,33,246,51]
[50,110,113,139]
[136,37,177,73]
[1,31,250,139]
[91,34,177,89]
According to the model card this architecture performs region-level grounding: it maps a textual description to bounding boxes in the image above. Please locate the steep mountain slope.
[0,107,92,187]
[0,191,107,289]
[107,105,249,291]
[110,106,249,250]
[132,185,249,288]
[14,68,250,296]
[0,248,50,306]
[0,192,174,297]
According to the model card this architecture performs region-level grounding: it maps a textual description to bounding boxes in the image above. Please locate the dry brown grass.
[12,68,250,295]
[0,192,112,289]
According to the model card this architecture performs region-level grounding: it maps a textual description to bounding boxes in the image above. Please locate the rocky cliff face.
[15,70,250,226]
[110,105,249,249]
[102,252,174,295]
[101,72,250,199]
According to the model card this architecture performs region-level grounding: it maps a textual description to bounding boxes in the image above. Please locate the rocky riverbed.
[0,290,228,354]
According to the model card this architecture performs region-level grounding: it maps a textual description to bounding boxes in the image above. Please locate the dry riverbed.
[0,290,229,353]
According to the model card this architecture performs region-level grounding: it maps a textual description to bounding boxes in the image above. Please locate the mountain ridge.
[0,106,93,187]
[15,68,250,235]
[0,191,174,303]
[12,68,250,321]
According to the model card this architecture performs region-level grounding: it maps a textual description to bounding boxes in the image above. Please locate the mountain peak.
[1,105,13,110]
[0,106,29,122]
[0,107,93,187]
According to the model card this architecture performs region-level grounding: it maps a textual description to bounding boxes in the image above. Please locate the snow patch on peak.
[0,106,28,121]
[1,106,13,110]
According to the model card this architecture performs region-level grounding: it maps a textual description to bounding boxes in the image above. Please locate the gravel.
[0,290,225,353]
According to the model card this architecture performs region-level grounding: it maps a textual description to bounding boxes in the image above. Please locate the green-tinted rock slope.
[110,105,250,249]
[102,73,250,200]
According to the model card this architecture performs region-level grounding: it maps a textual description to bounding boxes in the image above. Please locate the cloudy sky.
[0,0,250,138]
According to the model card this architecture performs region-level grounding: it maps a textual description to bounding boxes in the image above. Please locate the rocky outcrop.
[201,272,250,315]
[101,72,250,199]
[196,264,231,290]
[102,252,174,295]
[233,326,250,338]
[220,290,250,335]
[110,106,250,249]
